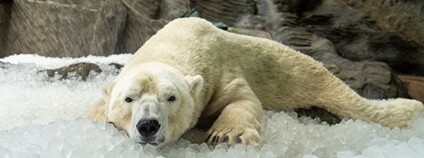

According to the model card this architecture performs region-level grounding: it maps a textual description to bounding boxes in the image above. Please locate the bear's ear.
[186,75,203,94]
[89,98,108,121]
[89,82,115,121]
[102,82,116,97]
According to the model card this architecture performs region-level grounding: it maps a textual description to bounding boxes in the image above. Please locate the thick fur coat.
[90,17,424,146]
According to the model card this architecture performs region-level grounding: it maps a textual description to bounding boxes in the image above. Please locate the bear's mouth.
[140,142,158,146]
[140,134,167,146]
[108,121,129,136]
[139,136,158,145]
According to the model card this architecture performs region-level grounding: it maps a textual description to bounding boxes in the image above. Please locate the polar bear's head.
[104,62,203,146]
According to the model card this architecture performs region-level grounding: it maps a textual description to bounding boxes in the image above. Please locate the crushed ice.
[1,54,424,158]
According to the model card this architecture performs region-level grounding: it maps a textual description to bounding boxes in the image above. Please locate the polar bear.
[89,17,424,146]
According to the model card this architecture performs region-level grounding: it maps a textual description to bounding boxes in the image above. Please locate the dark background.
[0,0,423,104]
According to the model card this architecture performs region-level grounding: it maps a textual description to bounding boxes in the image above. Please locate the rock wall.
[116,0,190,53]
[0,1,12,54]
[1,0,424,102]
[0,0,189,57]
[347,0,424,47]
[1,0,423,72]
[192,0,423,101]
[1,0,126,57]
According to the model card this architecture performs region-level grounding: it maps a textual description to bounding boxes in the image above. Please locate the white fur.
[90,17,424,147]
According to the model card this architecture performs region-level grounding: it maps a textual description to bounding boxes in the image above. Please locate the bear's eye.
[167,95,176,102]
[125,97,133,103]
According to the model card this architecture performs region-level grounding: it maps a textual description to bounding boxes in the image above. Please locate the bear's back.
[124,17,330,109]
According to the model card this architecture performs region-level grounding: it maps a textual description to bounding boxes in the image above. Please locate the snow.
[1,54,130,69]
[1,54,424,158]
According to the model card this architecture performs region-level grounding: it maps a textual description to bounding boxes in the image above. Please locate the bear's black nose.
[136,119,160,138]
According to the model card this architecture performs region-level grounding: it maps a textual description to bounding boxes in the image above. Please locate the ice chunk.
[1,54,424,157]
[0,69,5,81]
[337,151,356,158]
[0,119,151,158]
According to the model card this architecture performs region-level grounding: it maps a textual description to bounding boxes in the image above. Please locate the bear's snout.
[136,119,161,139]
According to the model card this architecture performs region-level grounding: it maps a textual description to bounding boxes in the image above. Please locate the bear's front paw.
[205,127,260,146]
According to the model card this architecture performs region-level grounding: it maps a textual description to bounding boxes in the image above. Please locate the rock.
[91,0,127,56]
[238,0,424,76]
[44,62,123,80]
[0,1,12,56]
[336,33,424,76]
[46,63,101,80]
[345,0,424,47]
[227,27,271,39]
[289,0,424,75]
[2,0,126,57]
[325,61,409,99]
[116,0,190,53]
[399,75,424,103]
[1,0,191,57]
[191,0,257,25]
[109,63,123,70]
[0,61,10,68]
[295,107,341,125]
[273,0,323,14]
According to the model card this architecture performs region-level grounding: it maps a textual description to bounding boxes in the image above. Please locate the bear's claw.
[205,127,259,146]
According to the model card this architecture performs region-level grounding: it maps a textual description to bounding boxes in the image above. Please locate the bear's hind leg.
[366,98,424,127]
[313,76,424,128]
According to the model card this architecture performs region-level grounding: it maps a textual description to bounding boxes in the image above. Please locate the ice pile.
[1,54,424,158]
[0,119,144,158]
